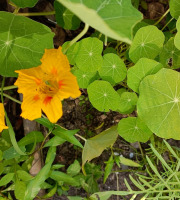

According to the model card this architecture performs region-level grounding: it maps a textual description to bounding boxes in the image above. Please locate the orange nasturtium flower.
[0,103,8,132]
[14,47,81,123]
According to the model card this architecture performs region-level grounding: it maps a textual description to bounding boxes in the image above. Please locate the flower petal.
[41,95,62,123]
[40,47,70,76]
[21,94,42,121]
[0,103,8,132]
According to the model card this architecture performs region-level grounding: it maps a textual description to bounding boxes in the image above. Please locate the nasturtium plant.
[73,68,99,89]
[127,58,163,93]
[54,0,81,30]
[118,117,153,143]
[87,80,120,112]
[98,53,127,85]
[0,11,54,77]
[11,0,38,8]
[57,0,143,44]
[75,37,103,72]
[159,38,180,69]
[174,17,180,50]
[137,68,180,140]
[169,0,180,20]
[117,92,138,114]
[117,88,127,97]
[129,25,165,63]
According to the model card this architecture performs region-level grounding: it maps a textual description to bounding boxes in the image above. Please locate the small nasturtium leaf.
[127,58,163,93]
[159,38,180,69]
[137,68,180,139]
[0,11,54,77]
[98,53,127,85]
[87,80,120,112]
[11,0,38,8]
[103,47,117,55]
[82,126,118,167]
[54,0,81,30]
[118,117,153,143]
[117,88,127,97]
[62,42,79,65]
[57,0,143,44]
[73,68,99,89]
[174,17,180,50]
[117,92,138,114]
[129,25,165,63]
[75,37,103,72]
[170,0,180,20]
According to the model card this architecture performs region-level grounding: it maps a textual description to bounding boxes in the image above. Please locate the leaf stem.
[154,9,169,26]
[63,23,90,54]
[16,11,56,17]
[161,17,174,31]
[75,133,87,142]
[0,85,18,91]
[1,77,5,103]
[3,93,21,104]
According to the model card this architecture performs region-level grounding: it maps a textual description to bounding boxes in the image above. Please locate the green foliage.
[57,0,143,44]
[129,25,165,63]
[0,11,54,77]
[169,0,180,20]
[137,68,180,139]
[174,17,180,50]
[11,0,38,8]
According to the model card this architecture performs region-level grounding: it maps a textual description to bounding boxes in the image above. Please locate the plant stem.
[16,11,55,17]
[161,17,174,31]
[3,93,21,104]
[1,77,5,103]
[0,85,17,91]
[154,9,169,26]
[63,23,89,54]
[75,133,87,142]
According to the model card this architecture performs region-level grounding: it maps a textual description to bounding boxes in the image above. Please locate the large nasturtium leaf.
[170,0,180,20]
[82,126,118,167]
[174,17,180,50]
[73,68,99,89]
[75,37,103,72]
[98,53,127,85]
[117,92,138,114]
[159,38,180,69]
[57,0,143,44]
[129,25,165,63]
[11,0,38,8]
[0,11,54,77]
[87,80,120,112]
[127,58,163,93]
[137,68,180,140]
[54,0,81,30]
[118,117,153,143]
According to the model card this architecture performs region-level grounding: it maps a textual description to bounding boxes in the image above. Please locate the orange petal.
[41,95,62,123]
[20,94,42,121]
[57,72,81,99]
[40,48,70,76]
[0,103,8,132]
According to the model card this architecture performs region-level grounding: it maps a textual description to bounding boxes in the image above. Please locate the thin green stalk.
[1,77,5,103]
[3,93,21,104]
[16,11,55,17]
[75,133,87,142]
[0,85,17,91]
[63,23,89,54]
[161,17,174,31]
[154,9,169,26]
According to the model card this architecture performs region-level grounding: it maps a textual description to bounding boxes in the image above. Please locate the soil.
[0,0,171,200]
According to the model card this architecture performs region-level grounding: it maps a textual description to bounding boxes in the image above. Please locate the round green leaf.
[129,25,165,63]
[159,38,180,69]
[0,11,54,77]
[127,58,163,93]
[75,37,103,72]
[118,117,152,143]
[118,92,138,114]
[98,53,127,85]
[87,80,120,112]
[103,47,117,55]
[170,0,180,20]
[54,0,81,30]
[174,17,180,50]
[117,88,127,97]
[73,68,99,89]
[137,68,180,139]
[11,0,38,8]
[57,0,143,44]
